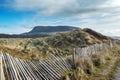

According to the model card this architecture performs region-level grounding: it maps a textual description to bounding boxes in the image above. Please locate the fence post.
[0,52,5,80]
[0,54,1,80]
[109,40,113,49]
[73,48,76,69]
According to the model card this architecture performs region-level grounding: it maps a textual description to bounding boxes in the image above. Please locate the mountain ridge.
[23,26,80,35]
[0,26,80,38]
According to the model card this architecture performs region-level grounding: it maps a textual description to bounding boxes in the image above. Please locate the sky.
[0,0,120,36]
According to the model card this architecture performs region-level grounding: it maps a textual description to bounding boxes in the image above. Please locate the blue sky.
[0,0,120,36]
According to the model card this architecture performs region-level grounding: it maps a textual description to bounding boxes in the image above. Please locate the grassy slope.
[0,28,110,60]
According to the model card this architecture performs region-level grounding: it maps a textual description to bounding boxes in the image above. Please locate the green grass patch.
[108,58,120,79]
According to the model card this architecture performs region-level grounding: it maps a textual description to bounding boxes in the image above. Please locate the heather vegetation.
[0,28,110,60]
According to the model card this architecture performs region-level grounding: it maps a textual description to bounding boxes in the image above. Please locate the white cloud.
[4,0,119,17]
[101,0,120,7]
[2,0,119,16]
[1,0,120,36]
[7,0,106,15]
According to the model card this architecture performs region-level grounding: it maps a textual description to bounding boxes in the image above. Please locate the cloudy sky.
[0,0,120,36]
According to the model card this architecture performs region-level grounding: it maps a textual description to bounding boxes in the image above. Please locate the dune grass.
[63,45,120,80]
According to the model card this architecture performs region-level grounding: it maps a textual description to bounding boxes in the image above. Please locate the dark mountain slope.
[27,26,80,34]
[83,28,109,41]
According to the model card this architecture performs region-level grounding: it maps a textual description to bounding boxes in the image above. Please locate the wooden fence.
[0,53,5,80]
[0,52,72,80]
[73,40,120,68]
[0,40,120,80]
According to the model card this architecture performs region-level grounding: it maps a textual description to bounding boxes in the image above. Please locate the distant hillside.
[0,26,80,38]
[27,26,80,34]
[0,28,111,60]
[0,34,49,38]
[112,36,120,40]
